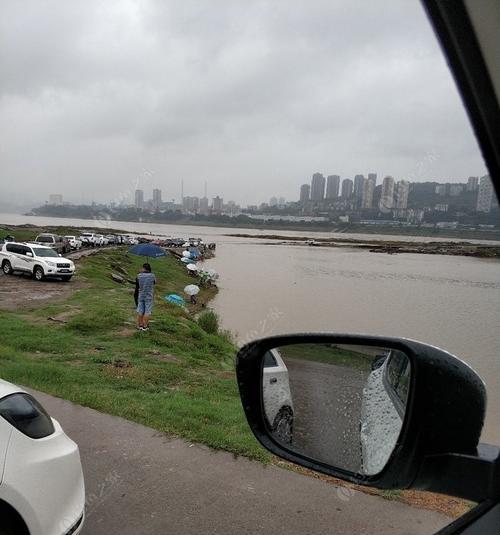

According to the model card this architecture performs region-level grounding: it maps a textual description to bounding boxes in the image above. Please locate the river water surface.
[2,213,500,443]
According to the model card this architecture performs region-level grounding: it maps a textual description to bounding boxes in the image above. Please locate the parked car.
[105,235,117,245]
[64,235,82,250]
[34,234,69,255]
[0,378,85,534]
[94,234,106,246]
[1,242,75,281]
[79,232,97,247]
[360,350,410,476]
[262,349,294,444]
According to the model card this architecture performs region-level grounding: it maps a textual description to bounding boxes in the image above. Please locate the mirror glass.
[261,343,411,476]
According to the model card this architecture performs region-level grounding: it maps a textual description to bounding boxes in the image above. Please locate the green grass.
[0,247,269,462]
[280,343,373,371]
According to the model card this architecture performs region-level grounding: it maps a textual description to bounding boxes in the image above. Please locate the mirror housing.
[236,333,497,501]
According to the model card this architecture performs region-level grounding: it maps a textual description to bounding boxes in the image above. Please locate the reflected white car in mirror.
[360,350,411,476]
[262,349,294,444]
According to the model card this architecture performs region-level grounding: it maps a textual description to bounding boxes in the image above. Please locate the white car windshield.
[32,248,59,258]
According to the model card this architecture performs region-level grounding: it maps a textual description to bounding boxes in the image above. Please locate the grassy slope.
[0,248,269,462]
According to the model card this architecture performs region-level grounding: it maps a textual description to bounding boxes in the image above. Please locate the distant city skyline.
[41,171,494,212]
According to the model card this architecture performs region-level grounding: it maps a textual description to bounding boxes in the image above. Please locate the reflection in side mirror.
[262,343,411,476]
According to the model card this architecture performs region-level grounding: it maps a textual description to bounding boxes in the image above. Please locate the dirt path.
[0,247,113,310]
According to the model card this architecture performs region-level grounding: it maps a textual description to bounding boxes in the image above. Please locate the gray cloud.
[0,0,487,206]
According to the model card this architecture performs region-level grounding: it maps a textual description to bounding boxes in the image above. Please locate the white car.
[64,236,82,250]
[262,349,294,444]
[0,242,75,281]
[0,379,85,535]
[79,233,97,247]
[360,350,411,476]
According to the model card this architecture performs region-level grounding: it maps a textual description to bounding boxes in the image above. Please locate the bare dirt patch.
[0,247,112,311]
[116,327,136,337]
[148,350,180,363]
[0,271,85,311]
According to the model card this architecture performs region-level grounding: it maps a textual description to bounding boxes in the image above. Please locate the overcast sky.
[0,0,488,207]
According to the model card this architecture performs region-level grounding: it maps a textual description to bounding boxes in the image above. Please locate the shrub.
[197,310,219,335]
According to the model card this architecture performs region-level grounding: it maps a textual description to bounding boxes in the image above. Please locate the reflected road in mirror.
[262,343,410,476]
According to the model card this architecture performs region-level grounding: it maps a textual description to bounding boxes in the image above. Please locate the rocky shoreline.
[227,233,500,258]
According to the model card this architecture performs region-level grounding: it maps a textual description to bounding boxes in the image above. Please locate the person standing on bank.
[136,263,156,331]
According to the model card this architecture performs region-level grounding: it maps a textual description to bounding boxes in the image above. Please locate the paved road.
[286,358,368,473]
[28,389,452,535]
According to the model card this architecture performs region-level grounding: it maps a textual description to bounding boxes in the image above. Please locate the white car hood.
[40,255,72,262]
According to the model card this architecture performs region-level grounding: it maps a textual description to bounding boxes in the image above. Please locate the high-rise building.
[395,180,410,209]
[135,189,144,209]
[353,175,365,199]
[183,196,199,212]
[379,176,395,212]
[49,194,63,205]
[341,178,353,199]
[278,197,286,207]
[368,173,377,185]
[326,175,340,199]
[152,189,162,210]
[269,197,278,207]
[310,173,326,201]
[199,197,209,214]
[476,175,494,213]
[212,195,224,212]
[467,176,479,192]
[300,184,310,203]
[361,179,375,209]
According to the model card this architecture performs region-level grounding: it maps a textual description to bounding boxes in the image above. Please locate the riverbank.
[22,211,500,241]
[0,245,264,457]
[227,233,500,258]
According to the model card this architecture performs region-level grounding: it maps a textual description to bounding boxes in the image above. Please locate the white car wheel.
[33,266,44,281]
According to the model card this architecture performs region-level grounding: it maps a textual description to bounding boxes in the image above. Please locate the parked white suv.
[0,242,75,281]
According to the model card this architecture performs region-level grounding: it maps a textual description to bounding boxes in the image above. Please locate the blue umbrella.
[129,243,167,260]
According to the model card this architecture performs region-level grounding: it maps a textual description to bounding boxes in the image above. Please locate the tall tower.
[326,175,340,199]
[379,176,395,212]
[395,181,410,209]
[135,189,144,209]
[341,178,353,199]
[152,189,162,210]
[300,184,311,203]
[476,175,494,213]
[310,173,326,201]
[361,179,375,209]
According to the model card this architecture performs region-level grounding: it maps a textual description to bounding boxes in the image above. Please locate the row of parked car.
[0,232,140,255]
[0,232,139,282]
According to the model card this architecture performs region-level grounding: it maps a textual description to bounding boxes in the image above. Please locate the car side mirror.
[26,252,33,257]
[236,334,500,503]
